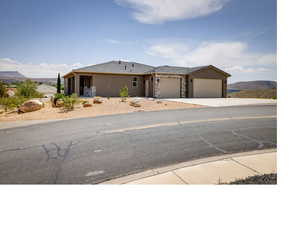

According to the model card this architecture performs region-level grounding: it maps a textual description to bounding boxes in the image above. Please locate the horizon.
[0,0,276,83]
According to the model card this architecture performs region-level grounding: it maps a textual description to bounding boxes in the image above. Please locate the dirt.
[0,97,202,122]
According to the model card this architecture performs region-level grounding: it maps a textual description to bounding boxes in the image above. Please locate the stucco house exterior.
[63,60,231,98]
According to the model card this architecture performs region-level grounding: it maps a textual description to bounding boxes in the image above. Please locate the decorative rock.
[93,98,103,104]
[56,99,64,107]
[129,101,141,107]
[83,103,93,107]
[19,99,43,113]
[7,89,15,97]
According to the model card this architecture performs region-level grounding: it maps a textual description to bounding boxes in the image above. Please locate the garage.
[193,79,222,98]
[159,77,181,98]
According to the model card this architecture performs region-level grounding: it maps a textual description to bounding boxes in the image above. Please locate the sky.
[0,0,276,83]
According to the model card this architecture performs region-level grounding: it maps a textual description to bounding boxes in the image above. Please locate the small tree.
[120,86,129,102]
[16,80,43,98]
[0,81,7,97]
[57,73,61,94]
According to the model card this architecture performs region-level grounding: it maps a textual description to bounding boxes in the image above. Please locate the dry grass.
[0,97,201,122]
[228,88,277,99]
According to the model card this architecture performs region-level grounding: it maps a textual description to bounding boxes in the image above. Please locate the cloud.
[146,41,276,74]
[116,0,229,24]
[0,58,83,78]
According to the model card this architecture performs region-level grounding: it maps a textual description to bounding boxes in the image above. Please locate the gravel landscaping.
[229,173,277,184]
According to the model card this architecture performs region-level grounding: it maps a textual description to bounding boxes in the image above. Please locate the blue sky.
[0,0,276,82]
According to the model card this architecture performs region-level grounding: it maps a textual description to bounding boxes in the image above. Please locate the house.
[63,61,231,98]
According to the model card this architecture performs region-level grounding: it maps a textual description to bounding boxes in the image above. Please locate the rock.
[93,98,103,104]
[83,103,93,107]
[19,99,43,113]
[156,101,162,104]
[0,109,4,114]
[6,89,15,97]
[129,101,141,107]
[56,99,64,107]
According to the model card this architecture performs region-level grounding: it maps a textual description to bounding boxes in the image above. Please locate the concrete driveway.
[165,98,277,107]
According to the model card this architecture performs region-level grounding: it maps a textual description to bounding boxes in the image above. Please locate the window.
[132,77,138,87]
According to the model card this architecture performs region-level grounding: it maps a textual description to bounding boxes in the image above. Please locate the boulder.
[129,101,141,107]
[56,99,64,107]
[6,89,15,97]
[83,103,93,107]
[19,99,43,113]
[93,98,103,104]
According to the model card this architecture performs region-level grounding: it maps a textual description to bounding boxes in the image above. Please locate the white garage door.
[159,78,181,98]
[193,79,222,98]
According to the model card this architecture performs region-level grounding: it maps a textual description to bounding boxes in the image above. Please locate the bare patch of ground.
[0,97,202,122]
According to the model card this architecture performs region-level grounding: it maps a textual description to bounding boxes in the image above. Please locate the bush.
[62,94,79,111]
[0,96,27,112]
[52,93,65,107]
[16,80,43,98]
[120,86,129,102]
[0,82,7,97]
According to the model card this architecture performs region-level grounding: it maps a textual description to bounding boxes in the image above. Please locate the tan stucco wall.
[91,74,145,97]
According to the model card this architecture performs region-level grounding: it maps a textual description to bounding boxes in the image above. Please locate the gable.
[188,66,230,80]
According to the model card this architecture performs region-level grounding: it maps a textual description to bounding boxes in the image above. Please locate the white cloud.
[0,58,83,78]
[116,0,229,24]
[147,41,276,74]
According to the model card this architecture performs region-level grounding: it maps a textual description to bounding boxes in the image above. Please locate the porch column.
[64,77,68,95]
[74,74,80,96]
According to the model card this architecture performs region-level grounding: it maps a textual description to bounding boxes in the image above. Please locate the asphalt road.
[0,105,277,184]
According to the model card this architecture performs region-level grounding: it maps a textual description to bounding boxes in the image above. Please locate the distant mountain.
[228,80,277,90]
[0,71,58,85]
[0,71,26,79]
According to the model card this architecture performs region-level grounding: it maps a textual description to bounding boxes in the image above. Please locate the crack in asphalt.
[198,135,228,153]
[231,129,276,149]
[41,141,76,183]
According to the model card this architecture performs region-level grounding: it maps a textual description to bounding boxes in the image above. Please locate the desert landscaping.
[0,97,201,122]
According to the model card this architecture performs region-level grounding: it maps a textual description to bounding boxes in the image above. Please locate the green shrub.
[0,96,27,112]
[0,82,7,97]
[120,86,129,102]
[16,80,43,98]
[62,94,79,111]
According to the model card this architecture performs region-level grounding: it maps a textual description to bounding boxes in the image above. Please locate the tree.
[16,80,42,98]
[0,81,7,97]
[57,73,61,94]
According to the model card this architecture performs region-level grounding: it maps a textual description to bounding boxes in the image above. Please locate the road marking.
[105,115,276,134]
[85,170,104,177]
[94,149,104,153]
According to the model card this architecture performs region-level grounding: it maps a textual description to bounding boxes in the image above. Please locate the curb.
[99,149,276,184]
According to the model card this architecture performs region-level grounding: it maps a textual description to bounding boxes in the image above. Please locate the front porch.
[64,74,96,97]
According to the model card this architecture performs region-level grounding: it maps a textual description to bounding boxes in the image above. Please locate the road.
[0,105,276,184]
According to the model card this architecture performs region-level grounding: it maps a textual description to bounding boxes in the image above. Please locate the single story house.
[63,61,231,98]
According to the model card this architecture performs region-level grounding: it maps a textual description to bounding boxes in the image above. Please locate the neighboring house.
[63,61,231,98]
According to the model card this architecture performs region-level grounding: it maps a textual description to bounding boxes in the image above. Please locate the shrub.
[52,93,65,107]
[0,96,27,112]
[120,86,129,102]
[0,81,7,97]
[62,94,79,111]
[16,80,43,98]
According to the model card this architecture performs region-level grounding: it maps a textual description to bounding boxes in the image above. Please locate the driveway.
[165,98,277,107]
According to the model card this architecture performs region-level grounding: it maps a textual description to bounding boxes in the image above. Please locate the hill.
[228,80,277,90]
[0,71,26,79]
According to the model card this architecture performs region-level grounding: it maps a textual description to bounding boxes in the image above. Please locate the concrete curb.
[99,149,276,184]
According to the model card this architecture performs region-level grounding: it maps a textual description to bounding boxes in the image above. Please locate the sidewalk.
[102,149,276,184]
